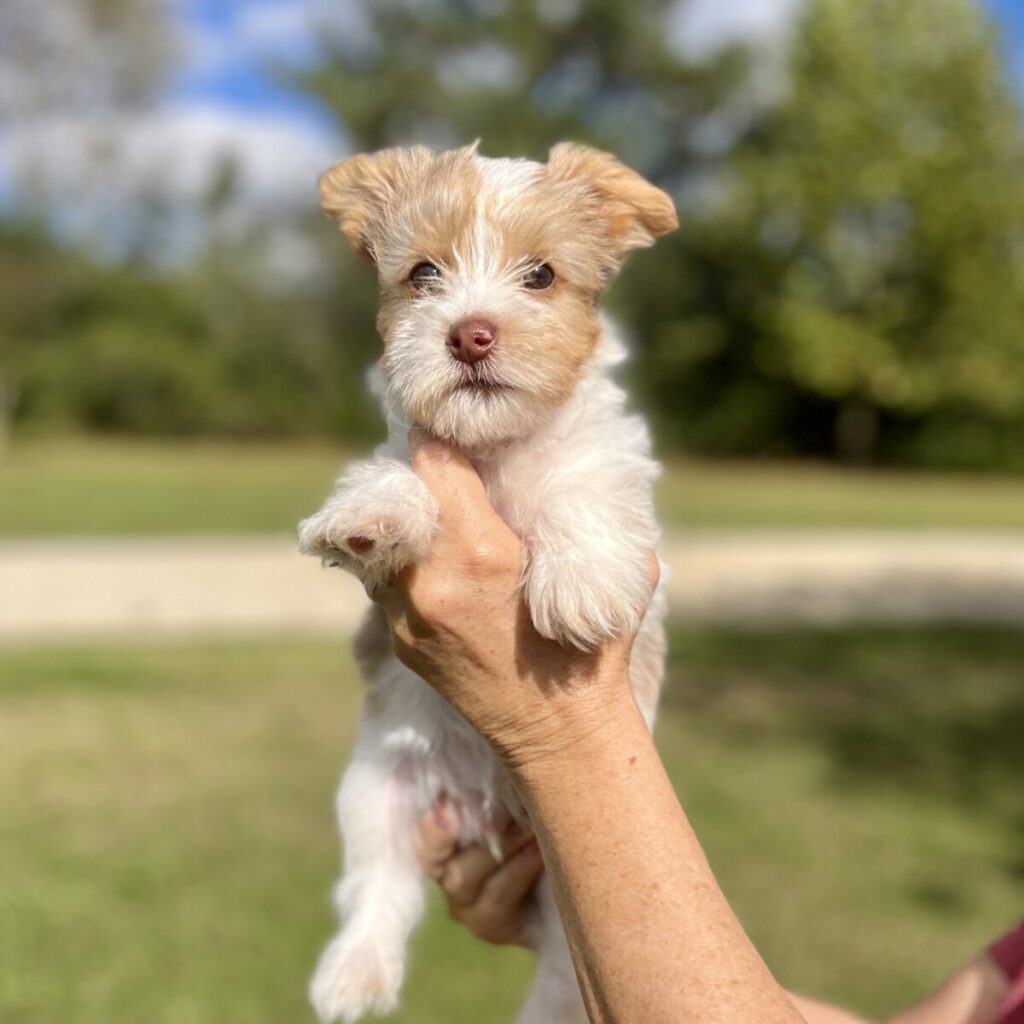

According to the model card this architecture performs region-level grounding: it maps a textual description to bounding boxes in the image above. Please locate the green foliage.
[641,0,1024,460]
[0,223,381,441]
[297,0,742,162]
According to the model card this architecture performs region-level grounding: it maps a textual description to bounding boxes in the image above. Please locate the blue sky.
[165,0,334,129]
[984,0,1024,82]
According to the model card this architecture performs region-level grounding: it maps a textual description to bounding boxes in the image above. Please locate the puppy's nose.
[447,319,496,364]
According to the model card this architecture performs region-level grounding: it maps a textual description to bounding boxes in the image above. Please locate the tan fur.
[546,142,678,255]
[320,145,481,261]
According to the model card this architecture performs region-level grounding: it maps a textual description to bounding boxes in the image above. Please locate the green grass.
[2,629,1021,1023]
[3,436,1024,536]
[658,455,1024,531]
[0,437,350,537]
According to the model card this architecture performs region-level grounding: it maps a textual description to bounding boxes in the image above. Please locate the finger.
[475,840,544,921]
[408,435,513,543]
[414,800,460,880]
[440,827,535,907]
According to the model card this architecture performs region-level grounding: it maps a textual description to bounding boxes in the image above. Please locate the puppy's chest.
[471,448,553,539]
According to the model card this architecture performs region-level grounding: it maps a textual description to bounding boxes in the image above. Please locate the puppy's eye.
[523,263,555,291]
[409,262,442,289]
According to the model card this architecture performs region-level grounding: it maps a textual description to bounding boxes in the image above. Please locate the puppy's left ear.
[547,143,678,254]
[319,147,433,261]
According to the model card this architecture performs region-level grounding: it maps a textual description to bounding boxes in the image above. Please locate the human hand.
[375,436,655,771]
[415,800,544,948]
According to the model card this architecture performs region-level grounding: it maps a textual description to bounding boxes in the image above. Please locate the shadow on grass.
[663,626,1024,875]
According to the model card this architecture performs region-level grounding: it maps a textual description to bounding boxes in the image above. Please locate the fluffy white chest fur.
[297,142,676,1024]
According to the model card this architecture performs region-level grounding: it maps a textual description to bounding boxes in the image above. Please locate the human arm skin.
[416,813,1011,1024]
[378,438,806,1024]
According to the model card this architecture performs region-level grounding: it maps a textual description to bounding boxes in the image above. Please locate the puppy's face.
[320,143,676,449]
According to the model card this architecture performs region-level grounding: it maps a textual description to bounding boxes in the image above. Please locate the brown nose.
[447,319,496,364]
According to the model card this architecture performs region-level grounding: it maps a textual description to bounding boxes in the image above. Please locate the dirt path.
[2,531,1024,644]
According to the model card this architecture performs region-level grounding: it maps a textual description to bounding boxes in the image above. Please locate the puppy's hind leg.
[517,876,587,1024]
[309,744,425,1024]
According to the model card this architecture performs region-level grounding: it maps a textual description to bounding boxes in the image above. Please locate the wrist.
[493,670,645,784]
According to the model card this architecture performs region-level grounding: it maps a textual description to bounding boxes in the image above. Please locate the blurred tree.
[0,0,172,112]
[669,0,1024,461]
[0,0,175,207]
[0,0,176,445]
[298,0,745,164]
[0,227,71,450]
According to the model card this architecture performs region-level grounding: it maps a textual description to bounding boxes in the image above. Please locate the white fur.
[300,152,667,1024]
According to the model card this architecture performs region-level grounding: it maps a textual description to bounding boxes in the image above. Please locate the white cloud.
[234,0,323,62]
[167,0,368,83]
[0,102,343,258]
[670,0,806,61]
[3,103,339,206]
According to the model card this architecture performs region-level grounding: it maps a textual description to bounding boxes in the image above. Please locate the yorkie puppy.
[299,141,676,1023]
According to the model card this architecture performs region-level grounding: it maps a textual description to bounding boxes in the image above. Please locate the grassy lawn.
[3,436,1024,536]
[2,628,1021,1023]
[0,437,350,537]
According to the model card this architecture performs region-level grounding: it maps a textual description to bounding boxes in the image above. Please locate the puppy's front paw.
[524,550,649,651]
[298,461,438,580]
[299,505,415,578]
[309,930,403,1024]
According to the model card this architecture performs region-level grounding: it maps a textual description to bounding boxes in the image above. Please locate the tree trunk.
[834,397,879,464]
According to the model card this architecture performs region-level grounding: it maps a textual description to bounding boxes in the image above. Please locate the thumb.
[409,434,507,540]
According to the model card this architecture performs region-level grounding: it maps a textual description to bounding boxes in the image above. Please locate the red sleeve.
[990,919,1024,980]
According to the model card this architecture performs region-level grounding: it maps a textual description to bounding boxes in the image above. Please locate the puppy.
[299,141,676,1024]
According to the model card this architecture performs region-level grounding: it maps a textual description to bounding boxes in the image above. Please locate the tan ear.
[318,146,435,260]
[547,143,678,253]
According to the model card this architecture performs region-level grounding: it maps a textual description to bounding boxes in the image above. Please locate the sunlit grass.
[3,436,1024,536]
[658,455,1024,530]
[1,628,1021,1023]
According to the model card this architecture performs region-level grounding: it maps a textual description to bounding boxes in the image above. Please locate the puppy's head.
[320,142,677,449]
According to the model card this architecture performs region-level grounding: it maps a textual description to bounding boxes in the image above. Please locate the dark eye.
[409,262,442,289]
[523,263,555,290]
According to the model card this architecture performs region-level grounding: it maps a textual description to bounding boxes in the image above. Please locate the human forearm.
[509,683,806,1024]
[384,440,803,1023]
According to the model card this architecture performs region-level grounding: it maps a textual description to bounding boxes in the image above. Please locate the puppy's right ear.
[319,147,432,261]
